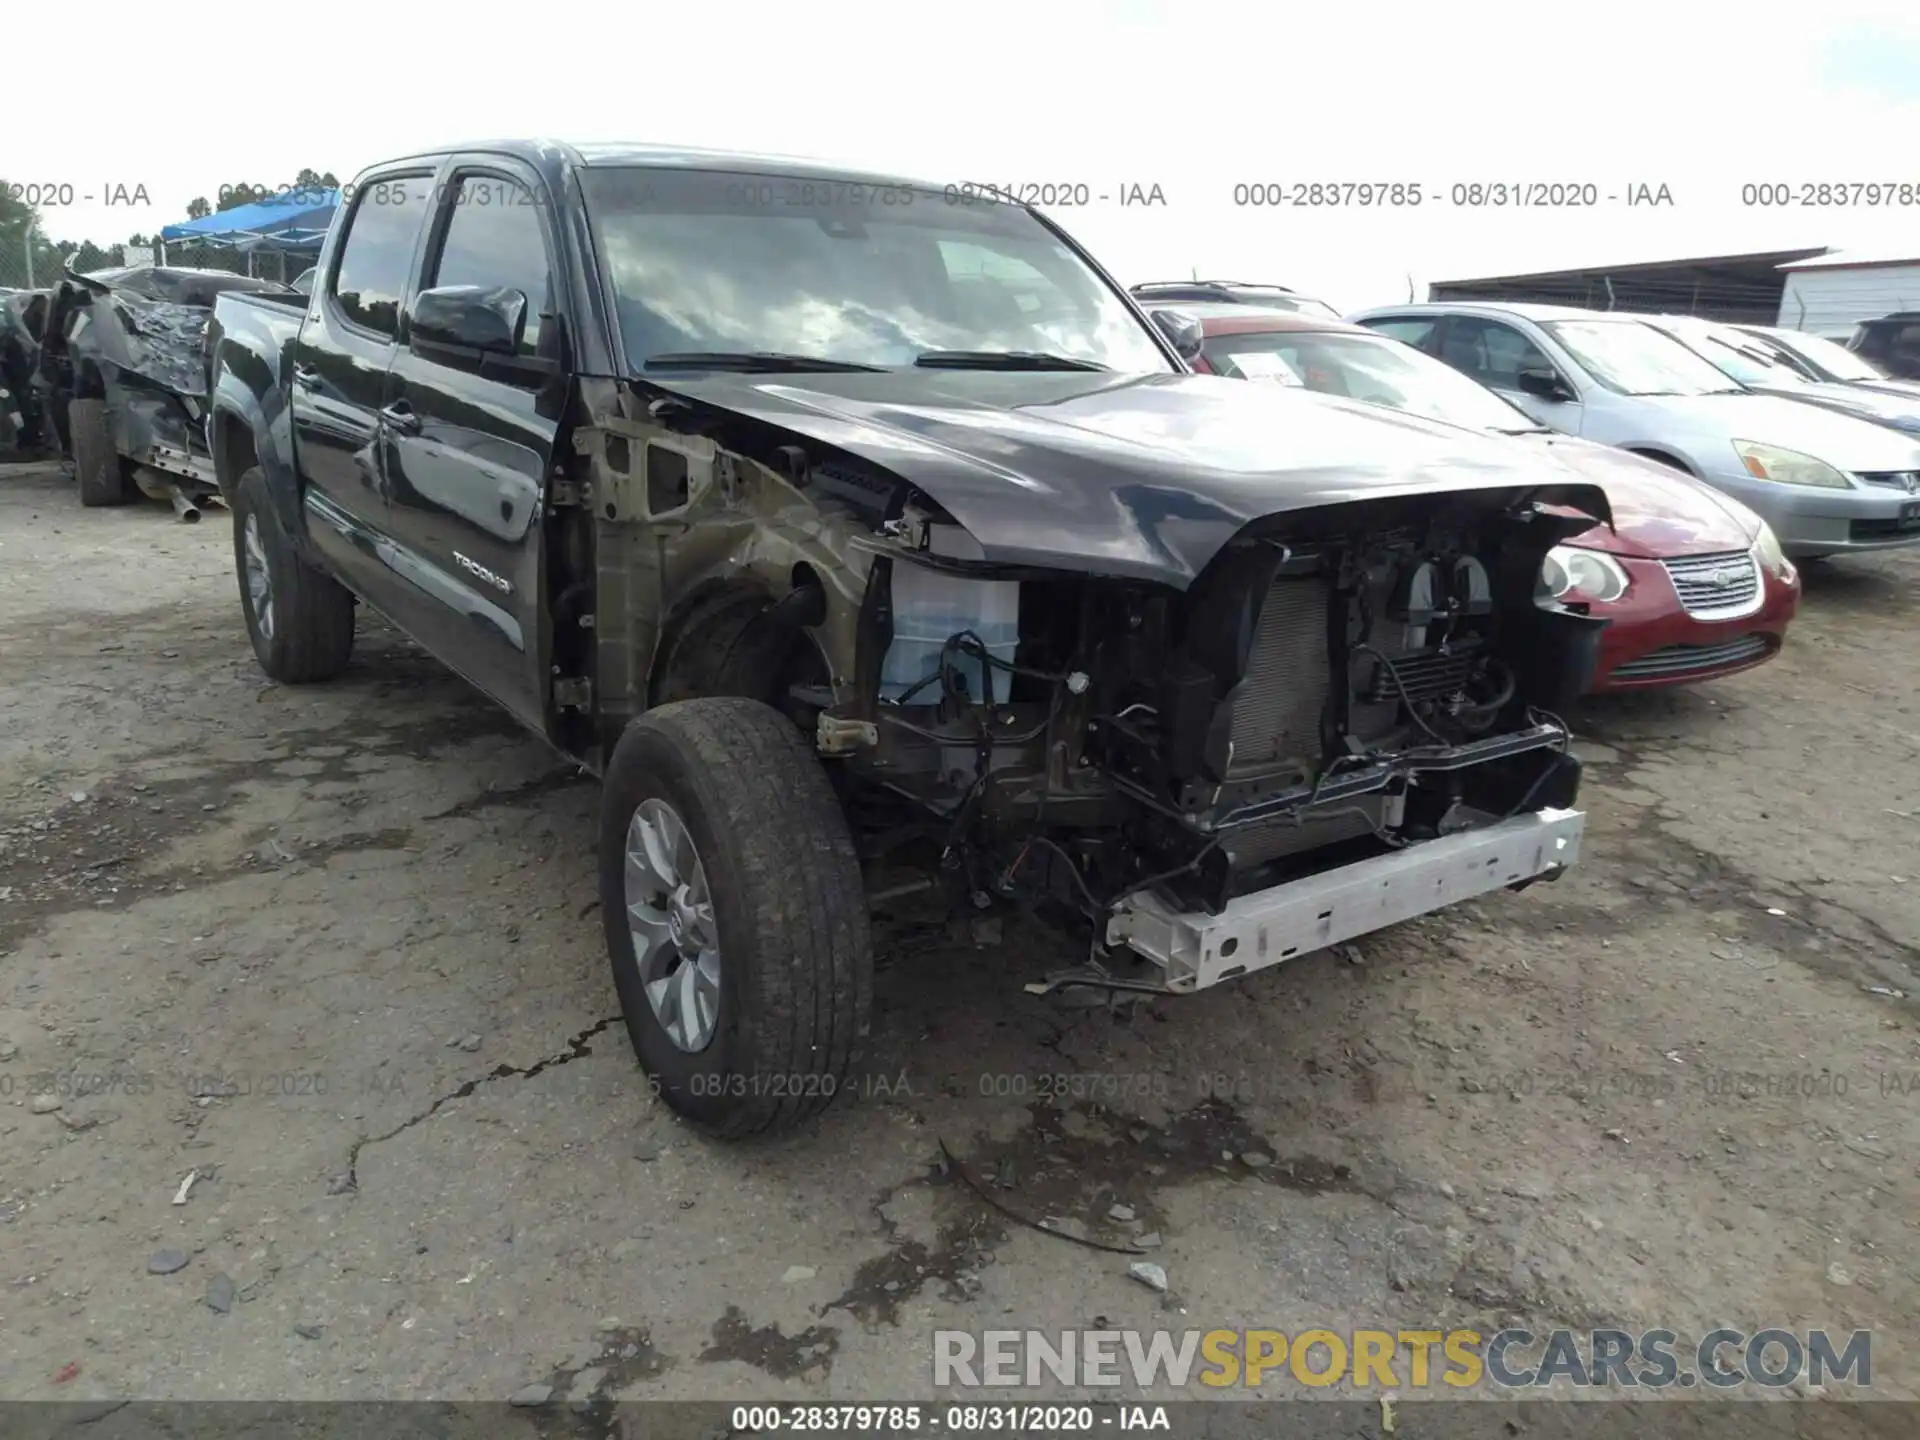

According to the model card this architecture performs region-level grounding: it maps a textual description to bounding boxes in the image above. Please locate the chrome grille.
[1659,550,1762,620]
[1612,633,1772,681]
[1230,579,1328,772]
[1857,470,1920,492]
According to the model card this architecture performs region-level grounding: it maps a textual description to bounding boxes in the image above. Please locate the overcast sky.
[11,0,1920,310]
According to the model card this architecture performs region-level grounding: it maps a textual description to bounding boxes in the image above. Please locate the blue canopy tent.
[159,190,339,274]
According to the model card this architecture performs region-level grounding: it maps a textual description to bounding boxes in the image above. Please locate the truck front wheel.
[69,398,134,506]
[231,466,355,682]
[599,697,872,1137]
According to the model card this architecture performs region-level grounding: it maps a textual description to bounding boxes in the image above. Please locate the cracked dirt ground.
[2,459,1917,1411]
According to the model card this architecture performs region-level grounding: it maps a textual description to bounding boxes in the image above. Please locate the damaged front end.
[38,269,232,505]
[575,377,1605,996]
[814,490,1598,990]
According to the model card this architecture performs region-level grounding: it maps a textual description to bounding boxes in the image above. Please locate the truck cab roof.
[361,139,942,195]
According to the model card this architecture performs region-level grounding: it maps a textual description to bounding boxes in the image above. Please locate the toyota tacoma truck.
[207,141,1610,1137]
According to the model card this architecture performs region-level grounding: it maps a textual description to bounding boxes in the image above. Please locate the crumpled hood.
[95,291,213,398]
[637,369,1612,587]
[1641,391,1920,470]
[1518,432,1758,558]
[50,272,214,399]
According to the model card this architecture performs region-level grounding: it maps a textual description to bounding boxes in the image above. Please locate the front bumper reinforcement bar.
[1105,806,1585,991]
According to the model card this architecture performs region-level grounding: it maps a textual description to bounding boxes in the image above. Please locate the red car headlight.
[1540,545,1630,603]
[1751,521,1796,583]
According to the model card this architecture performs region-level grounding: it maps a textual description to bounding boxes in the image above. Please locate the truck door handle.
[291,364,320,389]
[380,401,421,435]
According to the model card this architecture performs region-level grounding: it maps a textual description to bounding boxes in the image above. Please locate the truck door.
[289,171,437,608]
[379,164,565,733]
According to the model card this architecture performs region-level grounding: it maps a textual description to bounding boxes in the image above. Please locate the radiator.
[1229,578,1329,773]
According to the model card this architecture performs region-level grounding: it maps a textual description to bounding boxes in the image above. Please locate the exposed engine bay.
[815,493,1595,926]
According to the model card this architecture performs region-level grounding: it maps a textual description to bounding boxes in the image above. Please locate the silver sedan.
[1347,301,1920,558]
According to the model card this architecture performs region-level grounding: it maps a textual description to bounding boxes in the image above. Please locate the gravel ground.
[1,459,1916,1420]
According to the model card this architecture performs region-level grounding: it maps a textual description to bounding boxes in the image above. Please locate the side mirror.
[1516,365,1571,401]
[408,284,527,356]
[1149,307,1206,364]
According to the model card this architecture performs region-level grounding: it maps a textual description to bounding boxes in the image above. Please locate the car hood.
[634,370,1612,588]
[1639,391,1920,470]
[1851,377,1920,402]
[1514,432,1756,558]
[1749,380,1920,429]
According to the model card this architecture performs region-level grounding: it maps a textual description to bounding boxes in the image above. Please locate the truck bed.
[206,289,308,405]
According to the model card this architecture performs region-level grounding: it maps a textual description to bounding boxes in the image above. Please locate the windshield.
[1661,323,1804,387]
[1772,329,1890,382]
[1542,319,1744,396]
[578,168,1174,373]
[1202,328,1543,431]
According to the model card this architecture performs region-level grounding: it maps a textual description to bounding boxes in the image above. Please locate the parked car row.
[1339,301,1920,559]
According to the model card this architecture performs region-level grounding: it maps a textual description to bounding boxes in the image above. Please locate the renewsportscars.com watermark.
[934,1327,1871,1391]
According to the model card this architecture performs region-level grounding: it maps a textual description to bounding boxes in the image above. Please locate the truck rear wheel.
[231,466,355,682]
[70,398,134,506]
[599,697,872,1138]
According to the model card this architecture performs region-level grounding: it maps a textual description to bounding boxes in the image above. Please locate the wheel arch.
[1623,445,1697,475]
[644,566,835,712]
[209,389,303,543]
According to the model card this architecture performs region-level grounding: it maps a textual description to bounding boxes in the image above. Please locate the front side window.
[1542,319,1742,396]
[330,174,437,339]
[425,176,552,356]
[578,167,1173,372]
[1435,317,1559,391]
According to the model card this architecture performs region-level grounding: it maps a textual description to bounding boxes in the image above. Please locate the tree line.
[1,166,338,286]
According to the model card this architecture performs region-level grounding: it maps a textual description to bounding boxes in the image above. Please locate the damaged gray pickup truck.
[207,142,1609,1137]
[39,266,296,513]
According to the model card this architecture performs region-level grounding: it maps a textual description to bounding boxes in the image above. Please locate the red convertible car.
[1176,305,1800,691]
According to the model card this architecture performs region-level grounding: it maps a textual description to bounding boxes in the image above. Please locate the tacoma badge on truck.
[454,552,513,594]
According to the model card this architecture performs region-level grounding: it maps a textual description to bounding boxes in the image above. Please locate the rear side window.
[330,174,436,338]
[1360,317,1438,350]
[424,176,553,356]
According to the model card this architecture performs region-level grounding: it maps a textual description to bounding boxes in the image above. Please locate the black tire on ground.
[69,398,134,506]
[600,697,872,1138]
[230,465,356,682]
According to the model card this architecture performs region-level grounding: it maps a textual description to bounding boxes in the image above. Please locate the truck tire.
[231,466,355,682]
[600,697,872,1138]
[70,398,134,506]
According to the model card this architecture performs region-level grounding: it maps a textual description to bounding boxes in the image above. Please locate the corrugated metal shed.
[1427,248,1830,325]
[1776,250,1920,337]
